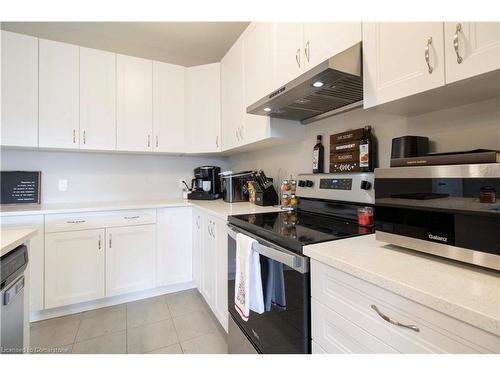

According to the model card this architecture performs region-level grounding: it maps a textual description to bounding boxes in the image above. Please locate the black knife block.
[254,185,279,206]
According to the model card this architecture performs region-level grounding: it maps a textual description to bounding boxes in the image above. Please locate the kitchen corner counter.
[304,234,500,336]
[0,199,283,220]
[1,228,38,257]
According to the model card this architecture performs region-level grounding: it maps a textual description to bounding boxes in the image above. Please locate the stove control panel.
[319,178,352,190]
[296,173,375,204]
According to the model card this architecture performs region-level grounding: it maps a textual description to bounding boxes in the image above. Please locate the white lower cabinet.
[105,224,156,297]
[1,215,44,312]
[193,210,228,332]
[45,229,105,309]
[311,260,498,354]
[156,207,192,286]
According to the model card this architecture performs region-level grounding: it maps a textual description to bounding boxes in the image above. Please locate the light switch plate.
[58,179,68,192]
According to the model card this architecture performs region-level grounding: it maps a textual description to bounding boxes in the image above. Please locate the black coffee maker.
[188,166,221,200]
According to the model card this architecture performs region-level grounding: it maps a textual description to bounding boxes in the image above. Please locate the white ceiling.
[1,22,250,66]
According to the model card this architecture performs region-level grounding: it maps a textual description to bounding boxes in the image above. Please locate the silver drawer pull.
[123,216,140,220]
[371,305,420,332]
[453,23,463,64]
[67,220,86,224]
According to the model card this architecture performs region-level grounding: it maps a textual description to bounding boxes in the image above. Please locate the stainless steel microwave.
[374,164,500,271]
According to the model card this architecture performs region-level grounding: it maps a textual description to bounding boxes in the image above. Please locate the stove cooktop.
[228,210,374,254]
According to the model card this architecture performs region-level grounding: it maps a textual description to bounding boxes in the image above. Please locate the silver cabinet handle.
[108,234,112,248]
[371,305,420,332]
[425,37,433,74]
[235,129,240,142]
[305,40,310,62]
[295,48,301,68]
[72,129,76,143]
[67,220,86,224]
[215,136,219,148]
[453,23,463,64]
[147,134,151,148]
[83,130,86,144]
[98,234,101,250]
[238,127,243,139]
[155,135,159,148]
[123,215,140,220]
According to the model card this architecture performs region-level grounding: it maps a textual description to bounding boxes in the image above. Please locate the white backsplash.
[229,97,500,185]
[0,150,228,204]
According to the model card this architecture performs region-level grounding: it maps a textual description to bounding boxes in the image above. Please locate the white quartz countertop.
[0,199,283,220]
[1,228,38,257]
[304,234,500,336]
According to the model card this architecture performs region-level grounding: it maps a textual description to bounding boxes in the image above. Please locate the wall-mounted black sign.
[1,171,41,204]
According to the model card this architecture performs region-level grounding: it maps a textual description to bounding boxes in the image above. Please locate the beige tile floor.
[30,289,228,354]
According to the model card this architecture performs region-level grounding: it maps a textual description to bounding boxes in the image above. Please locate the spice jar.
[290,180,297,192]
[281,194,291,206]
[479,186,496,203]
[290,194,299,207]
[281,180,291,192]
[358,207,374,227]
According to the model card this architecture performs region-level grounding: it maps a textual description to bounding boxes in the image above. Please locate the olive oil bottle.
[313,135,324,173]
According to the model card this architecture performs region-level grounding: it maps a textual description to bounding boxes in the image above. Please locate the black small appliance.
[187,166,221,200]
[391,135,429,159]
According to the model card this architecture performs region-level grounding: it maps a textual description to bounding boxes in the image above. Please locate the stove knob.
[360,180,372,190]
[305,180,314,188]
[298,180,306,187]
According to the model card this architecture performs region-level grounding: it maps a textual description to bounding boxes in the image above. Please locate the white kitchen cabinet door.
[156,207,193,286]
[1,31,38,147]
[79,47,116,151]
[200,216,216,307]
[273,22,304,89]
[105,224,156,297]
[243,22,275,107]
[192,209,203,290]
[185,63,221,153]
[444,22,500,84]
[303,22,362,71]
[363,23,446,109]
[39,39,80,149]
[221,37,245,151]
[213,216,229,332]
[153,61,186,153]
[1,215,44,312]
[45,229,105,309]
[116,54,153,152]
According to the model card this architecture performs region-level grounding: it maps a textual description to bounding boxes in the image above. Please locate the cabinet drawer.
[45,209,156,232]
[312,299,397,354]
[311,260,497,353]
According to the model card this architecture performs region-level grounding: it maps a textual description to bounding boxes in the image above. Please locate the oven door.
[227,224,310,354]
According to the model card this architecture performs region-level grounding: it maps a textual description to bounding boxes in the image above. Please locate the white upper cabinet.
[303,23,361,71]
[116,54,153,152]
[185,63,221,153]
[273,22,305,88]
[444,22,500,84]
[243,22,275,106]
[1,31,38,147]
[221,37,245,151]
[79,47,117,151]
[153,61,186,153]
[39,39,80,149]
[363,22,446,109]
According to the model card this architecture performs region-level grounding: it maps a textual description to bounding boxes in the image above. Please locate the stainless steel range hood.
[247,43,363,124]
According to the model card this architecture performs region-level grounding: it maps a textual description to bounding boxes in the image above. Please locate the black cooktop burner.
[228,210,373,254]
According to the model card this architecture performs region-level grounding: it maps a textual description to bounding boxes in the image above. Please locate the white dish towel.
[234,233,265,321]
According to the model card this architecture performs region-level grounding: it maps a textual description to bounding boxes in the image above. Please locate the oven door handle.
[227,224,309,274]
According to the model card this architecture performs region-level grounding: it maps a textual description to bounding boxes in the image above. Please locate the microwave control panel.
[319,178,352,190]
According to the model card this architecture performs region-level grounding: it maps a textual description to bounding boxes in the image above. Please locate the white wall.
[1,150,228,203]
[229,97,500,184]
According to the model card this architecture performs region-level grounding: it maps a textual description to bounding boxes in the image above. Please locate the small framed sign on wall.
[1,171,41,205]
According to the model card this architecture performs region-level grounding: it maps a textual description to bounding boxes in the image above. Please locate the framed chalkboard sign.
[1,171,41,205]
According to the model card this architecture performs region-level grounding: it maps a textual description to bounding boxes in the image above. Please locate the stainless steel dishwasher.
[1,244,28,354]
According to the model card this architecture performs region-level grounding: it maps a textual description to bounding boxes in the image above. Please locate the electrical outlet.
[58,179,68,192]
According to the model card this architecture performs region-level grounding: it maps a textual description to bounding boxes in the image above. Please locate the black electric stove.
[228,208,373,254]
[227,173,375,354]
